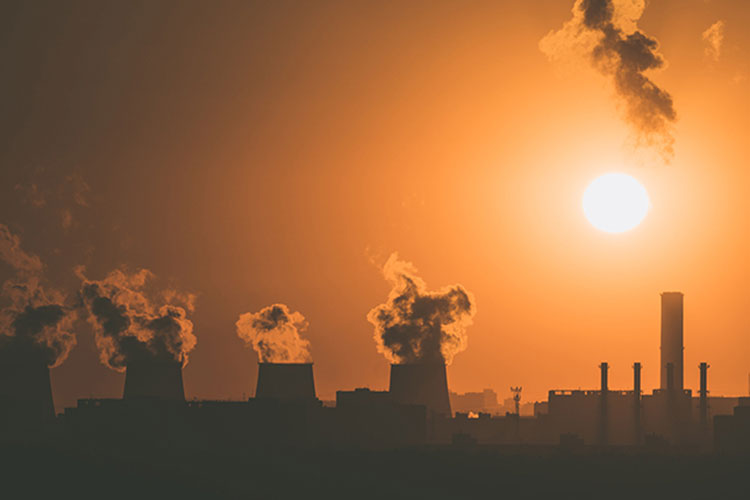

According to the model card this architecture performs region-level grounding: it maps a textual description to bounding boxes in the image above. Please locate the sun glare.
[583,173,650,234]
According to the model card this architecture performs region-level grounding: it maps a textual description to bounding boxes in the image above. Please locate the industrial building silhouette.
[2,291,750,454]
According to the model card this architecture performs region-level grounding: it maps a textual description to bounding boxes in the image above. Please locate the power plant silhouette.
[2,291,750,455]
[255,362,317,401]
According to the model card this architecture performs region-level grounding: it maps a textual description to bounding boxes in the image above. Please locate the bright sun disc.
[583,173,650,233]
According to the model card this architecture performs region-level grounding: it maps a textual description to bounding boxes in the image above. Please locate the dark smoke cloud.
[367,253,476,365]
[0,225,76,367]
[236,304,312,363]
[77,267,197,371]
[541,0,676,159]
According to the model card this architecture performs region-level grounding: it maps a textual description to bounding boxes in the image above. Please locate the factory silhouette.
[2,291,750,454]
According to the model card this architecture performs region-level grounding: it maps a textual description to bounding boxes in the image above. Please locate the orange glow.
[0,1,748,412]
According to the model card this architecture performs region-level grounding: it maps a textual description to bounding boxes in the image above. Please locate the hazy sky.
[1,0,748,411]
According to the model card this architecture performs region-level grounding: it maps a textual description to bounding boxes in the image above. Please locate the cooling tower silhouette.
[388,363,452,416]
[255,362,317,401]
[0,344,55,423]
[123,358,185,401]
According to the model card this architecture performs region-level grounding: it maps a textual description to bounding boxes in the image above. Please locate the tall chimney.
[633,362,642,444]
[599,362,608,445]
[388,363,451,416]
[123,358,185,401]
[255,362,316,401]
[0,344,55,423]
[666,362,675,392]
[660,292,684,391]
[699,362,709,433]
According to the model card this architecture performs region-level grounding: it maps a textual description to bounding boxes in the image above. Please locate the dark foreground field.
[1,442,746,499]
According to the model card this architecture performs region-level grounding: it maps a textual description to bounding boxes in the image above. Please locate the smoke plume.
[0,224,43,273]
[367,253,476,365]
[236,304,312,363]
[540,0,676,159]
[77,267,197,371]
[0,224,76,367]
[702,20,725,62]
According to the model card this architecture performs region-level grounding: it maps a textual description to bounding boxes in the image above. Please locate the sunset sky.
[1,0,748,411]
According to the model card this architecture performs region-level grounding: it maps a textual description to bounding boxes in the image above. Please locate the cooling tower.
[0,344,55,422]
[660,292,684,391]
[388,363,452,416]
[123,358,185,401]
[255,362,317,401]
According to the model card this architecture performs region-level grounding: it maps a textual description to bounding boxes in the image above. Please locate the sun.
[583,173,650,233]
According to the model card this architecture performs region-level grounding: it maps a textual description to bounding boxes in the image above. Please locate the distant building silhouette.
[714,397,750,452]
[449,389,499,414]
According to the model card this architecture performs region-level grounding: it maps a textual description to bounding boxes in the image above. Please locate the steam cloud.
[540,0,676,159]
[702,21,725,62]
[236,304,312,363]
[367,253,476,365]
[77,267,197,371]
[0,224,76,367]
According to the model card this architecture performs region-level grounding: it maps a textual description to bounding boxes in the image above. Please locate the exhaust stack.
[123,358,185,401]
[633,362,642,444]
[388,363,451,416]
[599,362,609,445]
[699,362,709,432]
[660,292,684,391]
[255,362,317,401]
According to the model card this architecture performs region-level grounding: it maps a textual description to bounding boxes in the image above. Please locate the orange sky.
[0,0,748,410]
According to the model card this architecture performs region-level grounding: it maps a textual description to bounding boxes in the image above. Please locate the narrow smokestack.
[0,345,54,423]
[660,292,684,391]
[389,363,451,416]
[599,362,608,446]
[699,362,709,432]
[633,362,642,444]
[123,358,185,401]
[255,362,316,401]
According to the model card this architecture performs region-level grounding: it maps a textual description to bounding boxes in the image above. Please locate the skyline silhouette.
[1,1,750,496]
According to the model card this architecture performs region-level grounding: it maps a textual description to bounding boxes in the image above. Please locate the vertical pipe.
[600,362,608,446]
[633,362,642,445]
[699,362,709,435]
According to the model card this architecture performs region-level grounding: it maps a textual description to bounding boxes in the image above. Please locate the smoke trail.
[367,253,476,365]
[540,0,676,159]
[0,225,76,367]
[0,224,43,273]
[77,267,197,371]
[702,21,725,62]
[236,304,312,363]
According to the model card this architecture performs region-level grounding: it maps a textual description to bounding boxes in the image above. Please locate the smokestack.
[255,362,316,401]
[0,345,54,423]
[633,362,642,444]
[666,362,675,392]
[123,358,185,401]
[699,362,709,432]
[599,362,608,446]
[660,292,684,391]
[389,363,451,416]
